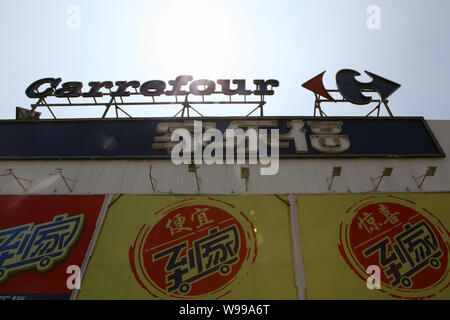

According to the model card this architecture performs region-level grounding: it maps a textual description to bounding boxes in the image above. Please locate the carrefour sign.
[25,76,279,98]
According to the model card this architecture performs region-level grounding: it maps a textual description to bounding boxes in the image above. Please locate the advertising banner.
[296,193,450,299]
[0,195,106,300]
[78,195,297,299]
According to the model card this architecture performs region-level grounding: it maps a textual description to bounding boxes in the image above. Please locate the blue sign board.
[0,117,444,159]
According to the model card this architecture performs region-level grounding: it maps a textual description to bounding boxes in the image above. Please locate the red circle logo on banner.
[129,197,257,299]
[339,195,449,299]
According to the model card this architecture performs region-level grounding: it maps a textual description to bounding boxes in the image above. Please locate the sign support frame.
[288,194,307,300]
[70,194,114,300]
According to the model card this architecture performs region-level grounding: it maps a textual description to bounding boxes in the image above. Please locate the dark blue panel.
[0,117,444,159]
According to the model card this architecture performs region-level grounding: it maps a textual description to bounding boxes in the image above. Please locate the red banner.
[0,195,105,300]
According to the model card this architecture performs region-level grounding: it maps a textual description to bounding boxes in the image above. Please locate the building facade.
[0,116,449,300]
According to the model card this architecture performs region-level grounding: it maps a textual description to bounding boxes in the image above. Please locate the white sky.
[0,0,449,119]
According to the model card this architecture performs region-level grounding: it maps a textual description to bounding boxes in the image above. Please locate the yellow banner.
[297,193,450,300]
[79,195,297,299]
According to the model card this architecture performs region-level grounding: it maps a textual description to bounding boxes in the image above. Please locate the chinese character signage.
[297,193,450,299]
[130,199,257,299]
[0,117,443,159]
[0,214,84,283]
[78,195,297,299]
[0,195,106,300]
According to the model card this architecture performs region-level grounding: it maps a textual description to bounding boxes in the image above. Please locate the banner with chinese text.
[0,117,443,159]
[0,195,106,300]
[78,195,297,299]
[297,193,450,299]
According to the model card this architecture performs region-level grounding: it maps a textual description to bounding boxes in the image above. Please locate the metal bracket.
[371,167,393,191]
[246,102,266,117]
[149,165,158,192]
[313,89,393,117]
[173,94,205,118]
[188,164,201,191]
[49,168,76,192]
[274,194,290,207]
[28,88,269,119]
[1,169,33,192]
[326,166,342,191]
[108,194,124,209]
[241,167,250,192]
[413,166,437,190]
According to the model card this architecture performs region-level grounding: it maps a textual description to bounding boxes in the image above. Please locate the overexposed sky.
[0,0,449,119]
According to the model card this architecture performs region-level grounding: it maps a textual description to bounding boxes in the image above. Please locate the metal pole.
[287,194,307,300]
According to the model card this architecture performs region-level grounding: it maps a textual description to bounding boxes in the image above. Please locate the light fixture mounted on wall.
[1,168,32,192]
[49,168,76,192]
[371,167,393,191]
[241,167,250,192]
[413,166,437,189]
[327,166,342,191]
[188,164,201,192]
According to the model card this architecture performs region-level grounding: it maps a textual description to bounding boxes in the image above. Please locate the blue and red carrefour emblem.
[339,195,449,299]
[129,197,257,299]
